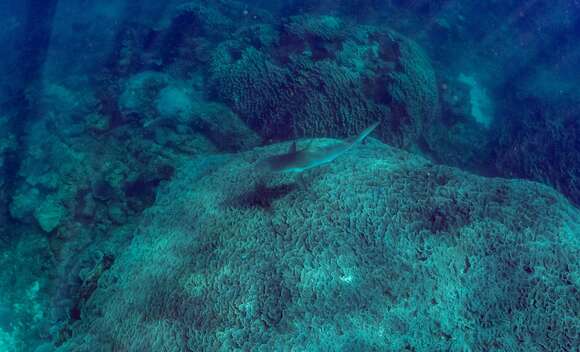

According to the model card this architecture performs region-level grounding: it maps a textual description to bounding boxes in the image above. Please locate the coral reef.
[284,14,347,42]
[209,17,440,149]
[209,41,294,140]
[119,70,260,150]
[421,73,493,170]
[118,71,171,121]
[54,140,579,352]
[2,71,238,351]
[0,113,17,236]
[1,1,579,351]
[0,232,54,351]
[492,96,580,205]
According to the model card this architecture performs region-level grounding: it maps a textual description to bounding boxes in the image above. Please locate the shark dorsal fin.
[296,139,315,153]
[289,141,297,153]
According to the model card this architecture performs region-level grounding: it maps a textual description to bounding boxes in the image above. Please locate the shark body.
[259,121,380,173]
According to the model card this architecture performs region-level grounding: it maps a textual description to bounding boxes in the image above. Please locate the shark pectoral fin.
[289,141,297,153]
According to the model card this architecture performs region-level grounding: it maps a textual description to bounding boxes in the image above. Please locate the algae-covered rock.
[118,71,170,120]
[107,204,127,225]
[58,139,579,352]
[0,232,54,350]
[154,85,196,122]
[34,196,67,233]
[86,113,111,134]
[9,187,43,223]
[284,15,347,42]
[189,101,261,151]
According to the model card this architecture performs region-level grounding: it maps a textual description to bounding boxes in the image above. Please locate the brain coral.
[209,17,439,149]
[57,139,579,351]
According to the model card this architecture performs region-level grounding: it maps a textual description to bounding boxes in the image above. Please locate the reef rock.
[493,96,580,207]
[57,139,579,352]
[118,71,171,121]
[118,71,259,152]
[34,196,67,233]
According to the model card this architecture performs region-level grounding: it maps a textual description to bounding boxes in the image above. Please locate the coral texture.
[56,140,579,352]
[2,1,579,351]
[493,98,580,205]
[209,17,440,149]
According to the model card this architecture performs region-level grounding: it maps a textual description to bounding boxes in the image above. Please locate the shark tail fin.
[350,121,380,145]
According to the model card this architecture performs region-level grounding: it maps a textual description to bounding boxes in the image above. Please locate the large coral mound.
[57,140,579,351]
[209,16,439,149]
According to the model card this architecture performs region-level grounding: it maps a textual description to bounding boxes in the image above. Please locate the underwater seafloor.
[0,1,579,351]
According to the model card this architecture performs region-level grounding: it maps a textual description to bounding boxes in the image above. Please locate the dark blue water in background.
[0,1,578,351]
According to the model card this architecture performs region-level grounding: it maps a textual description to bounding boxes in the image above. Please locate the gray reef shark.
[258,121,380,173]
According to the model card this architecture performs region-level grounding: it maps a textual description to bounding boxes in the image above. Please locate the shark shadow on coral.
[226,121,382,211]
[226,179,297,212]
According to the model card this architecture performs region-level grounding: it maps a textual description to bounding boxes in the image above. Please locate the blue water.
[0,1,578,351]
